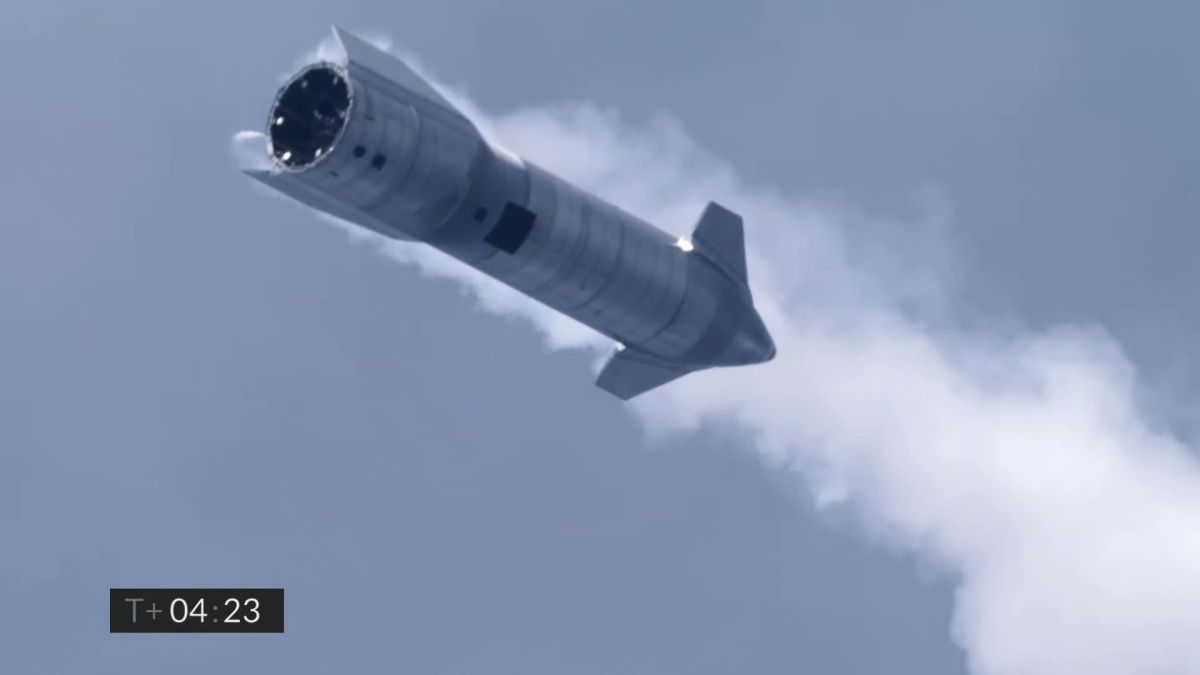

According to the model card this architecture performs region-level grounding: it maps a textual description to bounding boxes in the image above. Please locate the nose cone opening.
[268,64,351,170]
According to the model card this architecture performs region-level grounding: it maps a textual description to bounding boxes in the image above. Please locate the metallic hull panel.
[246,27,775,399]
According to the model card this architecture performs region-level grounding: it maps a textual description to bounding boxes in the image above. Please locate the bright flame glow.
[675,238,694,252]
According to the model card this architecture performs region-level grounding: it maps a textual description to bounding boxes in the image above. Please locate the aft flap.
[332,26,460,114]
[691,201,747,286]
[595,346,691,401]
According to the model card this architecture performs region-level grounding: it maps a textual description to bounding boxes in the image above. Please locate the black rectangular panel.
[484,202,537,254]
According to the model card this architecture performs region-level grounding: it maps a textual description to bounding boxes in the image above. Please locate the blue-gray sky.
[2,2,1198,673]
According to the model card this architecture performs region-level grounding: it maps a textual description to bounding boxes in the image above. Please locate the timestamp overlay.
[109,588,284,633]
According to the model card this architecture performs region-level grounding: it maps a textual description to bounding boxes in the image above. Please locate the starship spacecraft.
[245,27,775,399]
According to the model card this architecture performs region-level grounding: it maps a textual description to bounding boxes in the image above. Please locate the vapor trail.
[234,37,1200,675]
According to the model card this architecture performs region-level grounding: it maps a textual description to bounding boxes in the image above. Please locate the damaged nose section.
[268,64,351,170]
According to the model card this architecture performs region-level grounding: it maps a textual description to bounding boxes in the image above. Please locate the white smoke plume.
[483,103,1200,675]
[234,35,1200,675]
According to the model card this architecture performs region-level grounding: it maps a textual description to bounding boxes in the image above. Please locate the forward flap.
[332,26,460,114]
[243,169,416,241]
[691,201,747,286]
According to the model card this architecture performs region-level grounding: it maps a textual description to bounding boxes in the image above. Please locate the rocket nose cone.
[724,306,776,366]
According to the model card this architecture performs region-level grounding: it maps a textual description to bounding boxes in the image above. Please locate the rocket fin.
[595,346,691,400]
[332,26,460,115]
[691,202,747,287]
[243,169,416,241]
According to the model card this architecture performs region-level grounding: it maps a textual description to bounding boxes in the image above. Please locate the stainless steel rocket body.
[246,29,774,398]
